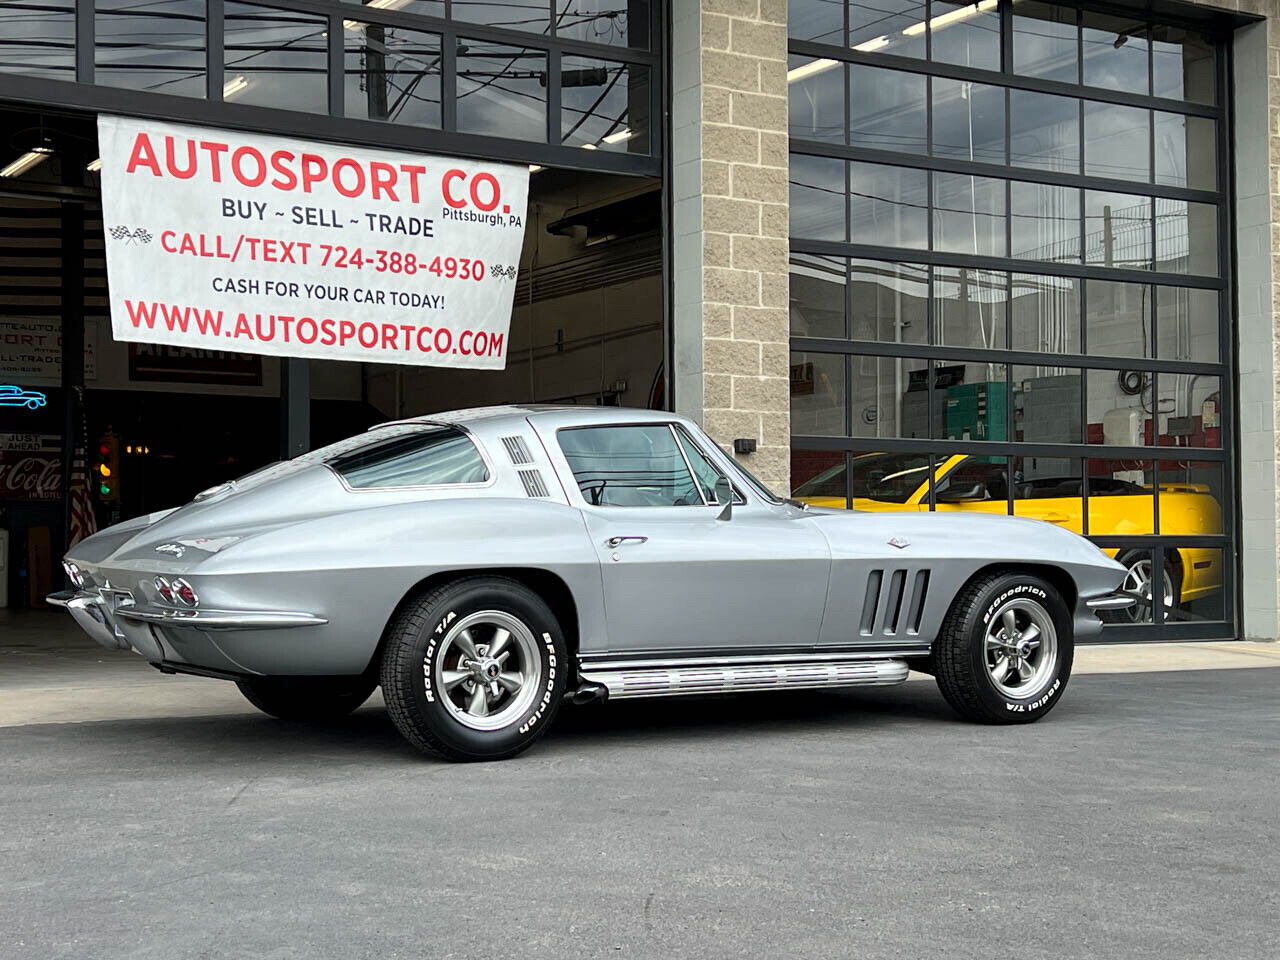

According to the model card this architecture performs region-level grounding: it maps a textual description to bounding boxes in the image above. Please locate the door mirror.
[935,481,987,503]
[713,476,734,520]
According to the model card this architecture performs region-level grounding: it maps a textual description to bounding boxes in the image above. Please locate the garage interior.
[0,102,663,611]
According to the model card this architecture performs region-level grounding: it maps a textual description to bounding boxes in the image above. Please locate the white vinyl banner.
[97,115,529,369]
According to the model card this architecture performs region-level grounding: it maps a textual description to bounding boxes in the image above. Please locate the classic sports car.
[51,406,1132,761]
[794,452,1222,622]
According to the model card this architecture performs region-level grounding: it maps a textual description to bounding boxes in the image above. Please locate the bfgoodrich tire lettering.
[933,573,1074,725]
[380,576,567,761]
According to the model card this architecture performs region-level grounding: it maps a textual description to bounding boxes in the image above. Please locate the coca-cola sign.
[0,449,61,500]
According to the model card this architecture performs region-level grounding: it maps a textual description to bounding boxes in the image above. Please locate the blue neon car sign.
[0,385,48,409]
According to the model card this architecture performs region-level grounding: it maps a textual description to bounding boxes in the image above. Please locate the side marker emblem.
[887,537,910,549]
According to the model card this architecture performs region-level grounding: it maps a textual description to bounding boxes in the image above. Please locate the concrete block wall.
[1138,0,1280,638]
[1217,1,1280,639]
[672,0,792,494]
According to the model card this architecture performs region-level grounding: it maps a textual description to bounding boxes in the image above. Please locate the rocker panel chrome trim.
[577,649,927,672]
[579,658,911,700]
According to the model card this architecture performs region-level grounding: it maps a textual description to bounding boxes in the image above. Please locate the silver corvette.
[51,405,1132,761]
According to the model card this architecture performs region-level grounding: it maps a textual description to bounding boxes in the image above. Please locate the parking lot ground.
[1,611,1277,960]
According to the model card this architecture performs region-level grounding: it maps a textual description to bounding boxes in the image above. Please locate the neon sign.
[0,385,48,409]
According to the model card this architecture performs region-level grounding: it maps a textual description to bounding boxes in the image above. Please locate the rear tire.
[380,576,567,762]
[236,676,376,721]
[934,572,1073,724]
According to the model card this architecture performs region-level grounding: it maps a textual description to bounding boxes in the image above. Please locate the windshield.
[794,452,932,504]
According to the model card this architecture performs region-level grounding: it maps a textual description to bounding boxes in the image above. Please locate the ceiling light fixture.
[786,35,890,85]
[853,35,891,53]
[346,0,411,24]
[902,0,997,38]
[0,144,55,178]
[86,157,102,172]
[222,75,250,100]
[786,58,837,84]
[601,128,632,145]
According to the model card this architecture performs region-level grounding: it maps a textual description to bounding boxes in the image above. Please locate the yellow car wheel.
[1104,551,1181,624]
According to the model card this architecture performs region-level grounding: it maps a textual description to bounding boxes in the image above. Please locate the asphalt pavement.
[1,654,1277,960]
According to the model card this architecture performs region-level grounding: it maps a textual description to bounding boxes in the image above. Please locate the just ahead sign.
[97,115,529,369]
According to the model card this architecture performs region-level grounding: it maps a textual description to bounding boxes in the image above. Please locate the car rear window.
[325,425,488,489]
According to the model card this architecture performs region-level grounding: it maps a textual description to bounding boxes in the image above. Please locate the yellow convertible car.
[794,453,1223,622]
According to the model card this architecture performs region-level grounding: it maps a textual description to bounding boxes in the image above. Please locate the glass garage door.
[787,1,1232,640]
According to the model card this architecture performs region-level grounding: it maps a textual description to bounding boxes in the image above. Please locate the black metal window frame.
[0,0,662,176]
[788,0,1238,641]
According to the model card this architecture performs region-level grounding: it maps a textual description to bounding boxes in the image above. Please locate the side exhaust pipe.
[566,681,608,706]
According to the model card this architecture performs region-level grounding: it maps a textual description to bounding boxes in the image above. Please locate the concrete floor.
[1,610,1277,959]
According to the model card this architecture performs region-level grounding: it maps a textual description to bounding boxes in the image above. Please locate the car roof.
[382,404,691,433]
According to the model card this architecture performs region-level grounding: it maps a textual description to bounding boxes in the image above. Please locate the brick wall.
[1192,0,1280,637]
[673,0,793,494]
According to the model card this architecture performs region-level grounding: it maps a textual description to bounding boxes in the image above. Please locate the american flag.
[68,447,98,547]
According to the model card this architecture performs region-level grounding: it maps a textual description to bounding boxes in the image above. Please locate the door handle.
[606,536,648,548]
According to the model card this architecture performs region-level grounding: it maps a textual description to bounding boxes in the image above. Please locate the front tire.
[236,675,377,721]
[380,576,567,762]
[934,572,1073,724]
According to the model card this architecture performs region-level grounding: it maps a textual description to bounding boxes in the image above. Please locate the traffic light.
[95,431,120,502]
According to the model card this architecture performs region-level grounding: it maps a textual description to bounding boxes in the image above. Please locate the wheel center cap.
[470,658,501,681]
[1016,640,1033,658]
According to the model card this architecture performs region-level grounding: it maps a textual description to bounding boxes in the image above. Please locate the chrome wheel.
[435,610,542,732]
[984,598,1058,700]
[1120,558,1174,623]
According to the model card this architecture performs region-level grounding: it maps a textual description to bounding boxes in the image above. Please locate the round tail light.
[172,578,199,607]
[64,561,85,589]
[154,576,175,603]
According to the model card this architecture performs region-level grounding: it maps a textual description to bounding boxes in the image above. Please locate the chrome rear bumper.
[46,588,327,662]
[67,595,126,650]
[114,606,326,629]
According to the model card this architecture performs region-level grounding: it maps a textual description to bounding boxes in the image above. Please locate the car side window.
[326,426,489,488]
[674,426,743,504]
[557,425,703,507]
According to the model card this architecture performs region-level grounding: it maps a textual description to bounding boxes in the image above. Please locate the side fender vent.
[860,568,931,637]
[501,435,534,465]
[907,570,930,635]
[518,468,551,498]
[859,570,883,636]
